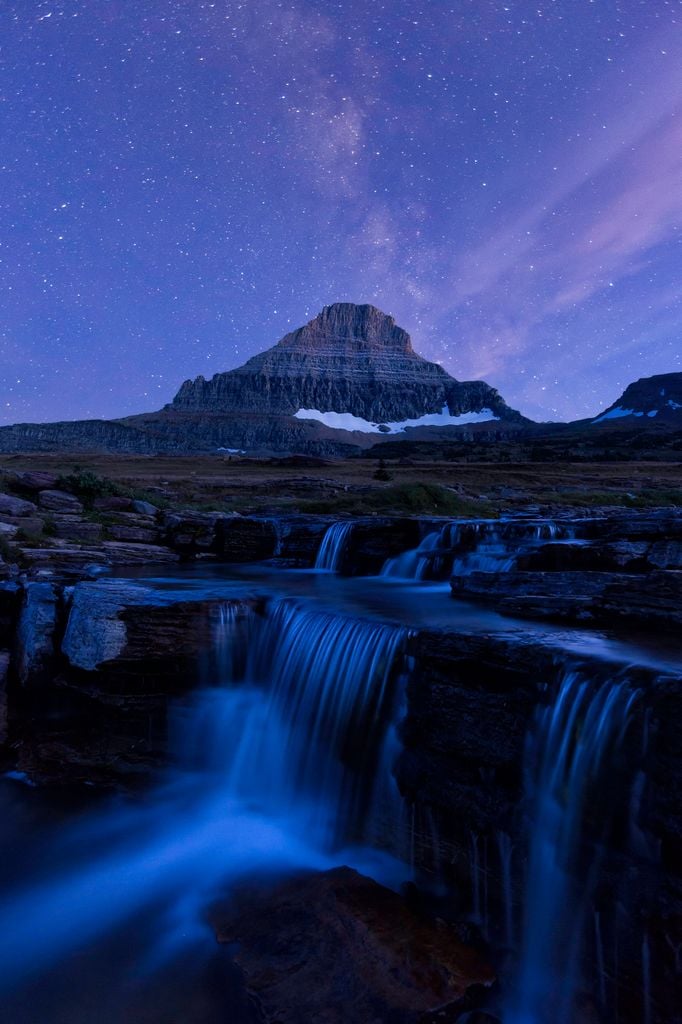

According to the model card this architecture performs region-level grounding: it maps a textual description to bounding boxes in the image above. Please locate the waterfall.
[314,521,354,571]
[380,518,573,581]
[0,597,409,991]
[382,530,440,579]
[507,673,639,1024]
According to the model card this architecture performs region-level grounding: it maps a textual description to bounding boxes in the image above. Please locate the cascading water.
[380,518,573,581]
[314,521,354,571]
[507,672,640,1024]
[0,597,409,993]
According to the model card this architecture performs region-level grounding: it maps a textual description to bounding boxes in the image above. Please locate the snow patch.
[592,406,636,423]
[647,409,658,418]
[293,405,499,434]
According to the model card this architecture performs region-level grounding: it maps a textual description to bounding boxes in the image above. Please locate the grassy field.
[1,453,680,517]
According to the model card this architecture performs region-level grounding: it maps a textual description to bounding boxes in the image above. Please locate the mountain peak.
[277,302,414,354]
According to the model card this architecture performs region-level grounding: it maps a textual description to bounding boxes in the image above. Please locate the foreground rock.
[212,867,493,1024]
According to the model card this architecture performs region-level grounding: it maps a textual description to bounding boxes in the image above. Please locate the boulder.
[131,499,158,516]
[0,493,37,517]
[14,582,60,686]
[38,489,84,513]
[648,540,682,570]
[14,471,59,492]
[0,522,18,538]
[211,867,493,1024]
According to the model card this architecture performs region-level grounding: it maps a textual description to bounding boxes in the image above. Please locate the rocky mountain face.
[592,372,682,425]
[170,303,524,424]
[0,303,529,455]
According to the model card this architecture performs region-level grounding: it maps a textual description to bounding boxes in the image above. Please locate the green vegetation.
[300,482,497,517]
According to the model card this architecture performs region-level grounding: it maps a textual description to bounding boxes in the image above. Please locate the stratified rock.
[221,517,278,561]
[14,471,59,491]
[648,540,682,570]
[162,510,229,552]
[38,489,84,513]
[93,496,134,512]
[16,547,109,570]
[100,541,180,565]
[52,517,104,542]
[107,524,161,544]
[212,867,493,1024]
[596,571,682,629]
[172,303,524,425]
[14,582,60,686]
[0,493,37,517]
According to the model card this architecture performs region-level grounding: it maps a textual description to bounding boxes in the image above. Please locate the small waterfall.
[0,597,410,991]
[380,518,574,581]
[382,530,440,579]
[507,673,639,1024]
[314,521,353,571]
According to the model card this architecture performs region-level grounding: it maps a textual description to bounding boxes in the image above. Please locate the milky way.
[1,1,680,424]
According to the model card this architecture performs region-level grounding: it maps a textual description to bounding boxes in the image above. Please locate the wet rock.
[212,867,493,1024]
[596,571,682,629]
[518,541,648,573]
[0,651,9,744]
[162,510,228,552]
[275,515,335,563]
[0,493,37,517]
[220,517,278,561]
[648,540,682,570]
[341,517,422,574]
[16,547,109,571]
[14,582,60,686]
[38,489,84,513]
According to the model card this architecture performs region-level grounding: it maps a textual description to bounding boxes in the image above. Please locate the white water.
[507,673,639,1024]
[314,521,354,571]
[0,599,409,992]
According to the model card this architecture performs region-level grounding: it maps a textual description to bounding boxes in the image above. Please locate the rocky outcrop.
[211,867,493,1024]
[592,372,682,425]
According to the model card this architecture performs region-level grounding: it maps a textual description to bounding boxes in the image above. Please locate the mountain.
[0,304,528,455]
[590,372,682,426]
[170,303,524,426]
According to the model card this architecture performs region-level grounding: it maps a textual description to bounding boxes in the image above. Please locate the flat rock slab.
[38,489,84,513]
[212,867,493,1024]
[0,493,37,517]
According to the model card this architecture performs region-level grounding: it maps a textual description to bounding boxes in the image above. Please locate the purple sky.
[1,1,680,424]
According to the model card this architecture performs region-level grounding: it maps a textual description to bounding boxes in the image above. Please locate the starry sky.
[1,1,680,425]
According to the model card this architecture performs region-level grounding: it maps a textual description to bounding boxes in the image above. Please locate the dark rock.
[0,651,8,744]
[38,489,84,513]
[162,510,229,552]
[341,517,423,574]
[596,571,682,629]
[211,867,493,1024]
[0,493,37,517]
[14,582,60,686]
[14,471,59,492]
[93,496,134,512]
[648,540,682,570]
[52,517,104,542]
[100,542,179,565]
[16,547,109,571]
[220,517,278,561]
[107,524,161,544]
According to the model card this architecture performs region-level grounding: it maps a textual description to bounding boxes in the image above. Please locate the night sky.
[1,1,680,425]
